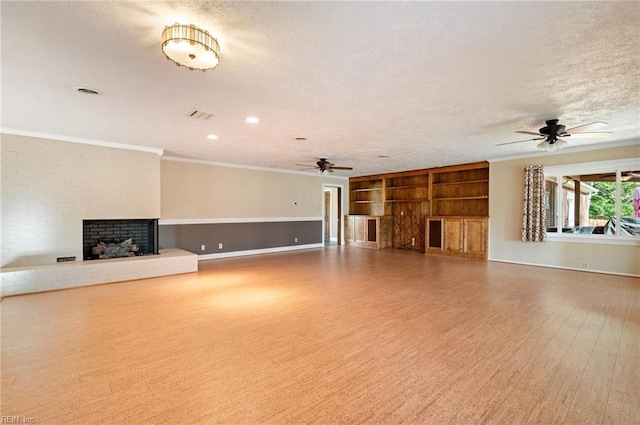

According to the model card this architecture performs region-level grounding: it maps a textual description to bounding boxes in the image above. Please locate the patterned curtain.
[522,165,546,242]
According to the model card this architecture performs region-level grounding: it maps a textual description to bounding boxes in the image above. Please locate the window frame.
[544,158,640,246]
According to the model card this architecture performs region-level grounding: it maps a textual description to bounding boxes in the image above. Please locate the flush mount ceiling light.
[206,134,219,140]
[245,116,260,124]
[162,24,220,71]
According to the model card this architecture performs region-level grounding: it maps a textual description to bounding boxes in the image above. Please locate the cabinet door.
[367,218,378,242]
[464,218,487,257]
[345,216,355,242]
[426,219,443,249]
[354,216,367,243]
[444,219,464,252]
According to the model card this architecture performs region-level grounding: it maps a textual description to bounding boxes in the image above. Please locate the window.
[544,159,640,242]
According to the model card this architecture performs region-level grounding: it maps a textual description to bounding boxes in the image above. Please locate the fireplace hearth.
[83,219,159,260]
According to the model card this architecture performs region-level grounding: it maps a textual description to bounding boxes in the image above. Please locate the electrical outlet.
[411,237,415,246]
[218,243,223,250]
[582,262,588,269]
[294,237,298,243]
[201,244,206,251]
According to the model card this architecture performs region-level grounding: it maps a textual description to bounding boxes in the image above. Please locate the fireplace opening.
[83,219,159,260]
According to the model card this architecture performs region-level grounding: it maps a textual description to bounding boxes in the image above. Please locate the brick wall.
[1,134,161,268]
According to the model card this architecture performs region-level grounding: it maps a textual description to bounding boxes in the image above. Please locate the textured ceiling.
[2,1,639,177]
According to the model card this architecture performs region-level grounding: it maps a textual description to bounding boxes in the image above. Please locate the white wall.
[489,143,640,276]
[323,187,340,241]
[161,157,346,220]
[330,187,339,240]
[1,134,161,268]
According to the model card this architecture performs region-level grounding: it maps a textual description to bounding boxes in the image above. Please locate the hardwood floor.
[1,247,638,424]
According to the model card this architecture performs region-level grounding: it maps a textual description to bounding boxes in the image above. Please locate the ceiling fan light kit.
[162,23,220,71]
[537,138,567,152]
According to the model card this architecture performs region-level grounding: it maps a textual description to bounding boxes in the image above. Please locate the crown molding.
[161,155,348,179]
[0,128,164,156]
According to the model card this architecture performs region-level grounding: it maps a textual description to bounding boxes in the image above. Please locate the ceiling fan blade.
[515,130,544,136]
[562,131,613,138]
[296,163,317,168]
[497,137,545,146]
[564,121,608,134]
[329,166,353,170]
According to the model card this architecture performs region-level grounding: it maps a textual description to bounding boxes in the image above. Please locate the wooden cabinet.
[344,215,392,249]
[426,217,488,260]
[347,162,489,255]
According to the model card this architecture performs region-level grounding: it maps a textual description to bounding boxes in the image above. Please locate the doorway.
[323,185,343,246]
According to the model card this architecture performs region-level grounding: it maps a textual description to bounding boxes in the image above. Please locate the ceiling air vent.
[74,86,102,95]
[186,108,215,120]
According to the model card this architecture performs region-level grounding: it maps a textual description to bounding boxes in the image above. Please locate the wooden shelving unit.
[345,161,489,254]
[349,178,387,216]
[431,165,489,217]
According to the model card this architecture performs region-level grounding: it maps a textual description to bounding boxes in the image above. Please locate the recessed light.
[245,116,260,124]
[378,155,389,158]
[207,134,219,140]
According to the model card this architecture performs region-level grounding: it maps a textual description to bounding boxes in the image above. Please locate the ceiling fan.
[497,119,613,151]
[297,158,353,174]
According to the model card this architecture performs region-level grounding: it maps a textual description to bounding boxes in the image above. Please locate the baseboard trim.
[198,243,324,261]
[488,258,639,278]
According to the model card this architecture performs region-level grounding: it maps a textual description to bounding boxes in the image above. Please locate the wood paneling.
[391,202,425,250]
[2,248,638,424]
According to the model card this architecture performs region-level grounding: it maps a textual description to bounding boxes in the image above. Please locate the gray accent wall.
[159,221,322,255]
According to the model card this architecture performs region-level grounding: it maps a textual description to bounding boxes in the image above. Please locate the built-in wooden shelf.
[432,196,489,200]
[386,199,430,203]
[432,179,489,186]
[347,161,489,251]
[386,185,425,190]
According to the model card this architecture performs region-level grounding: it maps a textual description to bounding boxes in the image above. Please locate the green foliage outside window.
[589,181,635,219]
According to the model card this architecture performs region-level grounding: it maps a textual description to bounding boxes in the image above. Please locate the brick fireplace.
[83,219,159,260]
